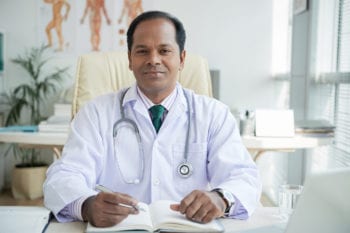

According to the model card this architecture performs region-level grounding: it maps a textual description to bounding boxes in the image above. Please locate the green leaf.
[1,44,69,165]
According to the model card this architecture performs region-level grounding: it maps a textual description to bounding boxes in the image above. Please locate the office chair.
[72,51,213,117]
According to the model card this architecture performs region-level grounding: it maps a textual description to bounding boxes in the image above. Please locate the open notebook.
[86,200,223,233]
[0,206,51,233]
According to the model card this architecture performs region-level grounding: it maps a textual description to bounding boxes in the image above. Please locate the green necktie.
[149,105,165,133]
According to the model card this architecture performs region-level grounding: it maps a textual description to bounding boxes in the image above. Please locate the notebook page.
[0,206,50,233]
[150,200,222,232]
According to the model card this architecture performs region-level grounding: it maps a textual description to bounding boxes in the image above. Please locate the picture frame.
[294,0,308,15]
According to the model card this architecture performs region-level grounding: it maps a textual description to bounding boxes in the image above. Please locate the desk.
[242,135,333,161]
[45,207,285,233]
[0,132,67,158]
[0,132,332,160]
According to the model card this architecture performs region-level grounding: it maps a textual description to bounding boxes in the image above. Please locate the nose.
[147,51,161,66]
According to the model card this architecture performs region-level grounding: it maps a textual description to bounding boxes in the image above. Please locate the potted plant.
[0,45,69,199]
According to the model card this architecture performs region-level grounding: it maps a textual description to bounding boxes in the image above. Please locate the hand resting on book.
[170,190,226,223]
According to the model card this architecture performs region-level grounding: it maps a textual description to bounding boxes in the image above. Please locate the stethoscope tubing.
[113,87,192,183]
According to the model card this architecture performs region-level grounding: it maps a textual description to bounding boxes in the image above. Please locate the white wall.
[0,0,76,92]
[0,0,283,109]
[154,0,287,109]
[0,0,287,192]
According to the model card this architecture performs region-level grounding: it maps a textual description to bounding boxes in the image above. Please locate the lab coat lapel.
[161,88,188,131]
[123,85,150,120]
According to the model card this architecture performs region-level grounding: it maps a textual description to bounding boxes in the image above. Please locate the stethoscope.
[113,88,193,184]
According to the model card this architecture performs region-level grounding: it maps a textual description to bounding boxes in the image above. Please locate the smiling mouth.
[143,70,165,75]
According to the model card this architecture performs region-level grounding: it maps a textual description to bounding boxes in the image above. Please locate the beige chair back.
[72,51,212,117]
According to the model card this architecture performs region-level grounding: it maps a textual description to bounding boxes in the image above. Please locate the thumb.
[170,204,180,211]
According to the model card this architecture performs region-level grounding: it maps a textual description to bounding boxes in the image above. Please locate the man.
[80,0,111,51]
[44,0,70,51]
[44,11,261,227]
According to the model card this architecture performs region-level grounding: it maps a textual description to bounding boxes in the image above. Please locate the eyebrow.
[133,44,175,49]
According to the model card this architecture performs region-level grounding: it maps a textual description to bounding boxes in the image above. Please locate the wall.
[154,0,289,109]
[0,0,286,193]
[0,0,281,109]
[0,0,76,91]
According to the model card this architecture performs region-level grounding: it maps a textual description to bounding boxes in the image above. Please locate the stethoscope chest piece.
[177,161,193,178]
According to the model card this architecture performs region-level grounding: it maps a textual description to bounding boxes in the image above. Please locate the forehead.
[132,18,177,47]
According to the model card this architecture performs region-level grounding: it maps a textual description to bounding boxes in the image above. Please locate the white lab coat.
[44,84,261,221]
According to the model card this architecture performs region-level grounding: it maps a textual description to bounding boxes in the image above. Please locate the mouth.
[143,70,165,75]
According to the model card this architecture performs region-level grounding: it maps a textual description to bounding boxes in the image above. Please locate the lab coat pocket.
[172,143,208,194]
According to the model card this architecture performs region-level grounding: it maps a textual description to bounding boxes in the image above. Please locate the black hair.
[127,11,186,53]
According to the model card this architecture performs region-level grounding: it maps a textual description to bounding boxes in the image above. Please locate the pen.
[95,184,146,212]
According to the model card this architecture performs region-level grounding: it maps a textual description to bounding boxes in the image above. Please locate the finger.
[183,190,213,220]
[202,209,219,224]
[178,191,198,214]
[102,201,138,215]
[97,193,138,215]
[184,199,202,220]
[170,204,180,211]
[117,193,140,207]
[191,205,210,222]
[101,192,139,207]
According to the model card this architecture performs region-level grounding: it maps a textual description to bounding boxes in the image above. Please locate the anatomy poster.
[39,0,153,54]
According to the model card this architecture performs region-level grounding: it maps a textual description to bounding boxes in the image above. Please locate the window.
[271,0,293,79]
[307,0,350,172]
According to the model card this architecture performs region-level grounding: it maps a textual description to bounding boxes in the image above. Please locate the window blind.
[338,0,350,72]
[307,0,350,172]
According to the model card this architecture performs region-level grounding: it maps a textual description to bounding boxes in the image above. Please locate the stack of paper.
[54,103,72,117]
[38,121,70,133]
[295,119,335,137]
[38,104,71,133]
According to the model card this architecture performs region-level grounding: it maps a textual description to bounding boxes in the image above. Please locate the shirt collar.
[136,85,178,111]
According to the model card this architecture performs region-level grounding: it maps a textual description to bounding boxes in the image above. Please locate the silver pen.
[95,184,146,212]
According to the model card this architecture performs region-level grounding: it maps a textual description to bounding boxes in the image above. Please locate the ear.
[179,50,186,70]
[128,51,132,70]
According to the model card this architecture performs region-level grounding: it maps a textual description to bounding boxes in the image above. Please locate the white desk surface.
[0,131,332,150]
[0,132,68,146]
[242,135,333,150]
[45,207,285,233]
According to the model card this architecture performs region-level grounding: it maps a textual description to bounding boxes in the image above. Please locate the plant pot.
[11,165,48,200]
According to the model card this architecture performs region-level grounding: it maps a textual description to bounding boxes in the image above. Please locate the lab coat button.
[154,179,160,185]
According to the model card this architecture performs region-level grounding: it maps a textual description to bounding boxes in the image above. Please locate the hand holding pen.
[95,185,146,212]
[82,184,144,227]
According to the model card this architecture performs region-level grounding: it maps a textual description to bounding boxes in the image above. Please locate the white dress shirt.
[43,83,262,222]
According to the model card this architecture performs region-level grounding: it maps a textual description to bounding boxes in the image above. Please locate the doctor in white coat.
[44,11,262,227]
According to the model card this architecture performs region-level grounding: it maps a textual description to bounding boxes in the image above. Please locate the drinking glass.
[278,184,303,220]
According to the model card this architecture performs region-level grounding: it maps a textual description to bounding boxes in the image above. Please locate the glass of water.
[278,184,303,221]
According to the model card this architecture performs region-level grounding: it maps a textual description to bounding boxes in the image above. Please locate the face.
[128,18,186,103]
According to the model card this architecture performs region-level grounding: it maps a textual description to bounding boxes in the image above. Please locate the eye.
[135,49,148,55]
[160,49,172,55]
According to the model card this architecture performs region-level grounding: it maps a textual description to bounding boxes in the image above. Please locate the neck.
[146,93,167,104]
[138,86,176,104]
